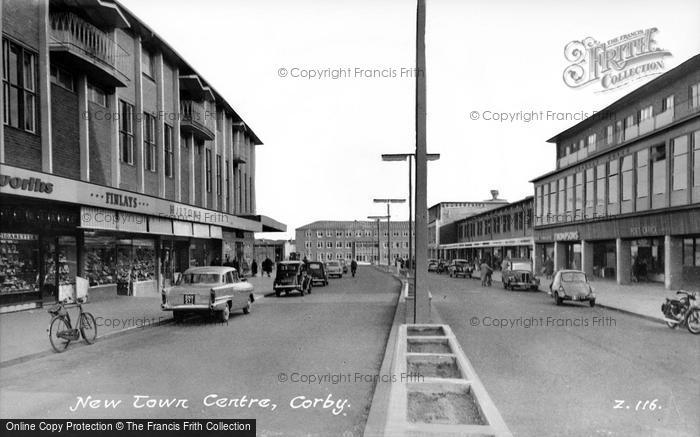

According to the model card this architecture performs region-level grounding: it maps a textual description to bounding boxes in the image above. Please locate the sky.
[120,0,700,239]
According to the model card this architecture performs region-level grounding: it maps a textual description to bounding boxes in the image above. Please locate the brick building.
[296,220,411,265]
[531,54,700,289]
[0,0,284,312]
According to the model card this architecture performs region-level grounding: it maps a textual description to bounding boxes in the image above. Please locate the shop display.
[84,247,116,286]
[0,234,40,295]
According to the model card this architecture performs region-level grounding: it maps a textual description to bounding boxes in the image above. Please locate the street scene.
[1,0,700,436]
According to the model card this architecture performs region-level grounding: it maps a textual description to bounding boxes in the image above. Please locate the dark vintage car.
[427,259,439,272]
[548,270,596,307]
[273,261,312,296]
[448,259,472,278]
[161,266,254,322]
[501,258,540,291]
[307,261,329,286]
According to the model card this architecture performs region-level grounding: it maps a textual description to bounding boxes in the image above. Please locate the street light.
[381,152,440,271]
[373,198,406,266]
[367,215,389,265]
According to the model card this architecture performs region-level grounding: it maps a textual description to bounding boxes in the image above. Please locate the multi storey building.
[427,191,509,259]
[531,54,700,289]
[296,220,411,264]
[253,238,295,265]
[440,197,534,265]
[0,0,284,311]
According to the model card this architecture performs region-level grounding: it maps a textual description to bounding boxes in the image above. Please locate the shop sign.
[554,231,579,241]
[0,174,53,194]
[0,233,39,241]
[629,225,660,237]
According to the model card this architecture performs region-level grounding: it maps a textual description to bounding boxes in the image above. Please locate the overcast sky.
[121,0,700,239]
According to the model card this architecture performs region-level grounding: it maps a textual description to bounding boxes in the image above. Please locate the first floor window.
[637,149,649,198]
[205,149,212,192]
[672,135,688,191]
[164,124,173,177]
[216,155,222,195]
[119,100,134,164]
[144,113,156,172]
[608,160,619,204]
[694,131,700,187]
[88,83,107,107]
[652,145,666,195]
[596,164,606,208]
[621,156,633,201]
[3,38,36,133]
[691,83,700,109]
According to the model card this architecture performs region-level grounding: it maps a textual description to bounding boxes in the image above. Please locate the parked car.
[340,259,348,274]
[428,259,439,272]
[436,260,448,274]
[307,261,329,286]
[274,261,312,296]
[448,259,472,278]
[548,270,596,307]
[501,258,540,291]
[161,266,253,322]
[326,260,343,278]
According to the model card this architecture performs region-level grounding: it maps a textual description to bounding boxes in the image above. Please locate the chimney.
[490,190,499,200]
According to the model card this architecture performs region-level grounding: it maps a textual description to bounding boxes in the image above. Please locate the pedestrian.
[233,258,240,273]
[262,257,273,277]
[223,254,233,267]
[480,260,493,287]
[351,259,358,277]
[251,259,258,277]
[544,256,554,280]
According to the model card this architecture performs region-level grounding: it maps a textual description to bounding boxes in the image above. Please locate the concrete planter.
[385,323,512,436]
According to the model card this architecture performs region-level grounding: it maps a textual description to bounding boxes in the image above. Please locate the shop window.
[144,113,156,172]
[637,149,649,198]
[165,125,174,178]
[0,233,40,296]
[84,236,117,286]
[682,238,700,266]
[621,155,634,201]
[608,160,619,204]
[2,38,36,133]
[672,135,688,191]
[631,238,664,281]
[651,145,666,195]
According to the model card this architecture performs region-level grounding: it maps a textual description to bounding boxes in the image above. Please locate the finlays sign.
[563,28,672,92]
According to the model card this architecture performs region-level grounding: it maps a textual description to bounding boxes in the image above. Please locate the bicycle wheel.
[49,316,72,353]
[80,312,97,344]
[686,308,700,335]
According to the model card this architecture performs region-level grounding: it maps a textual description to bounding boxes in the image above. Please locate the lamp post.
[373,198,406,266]
[381,152,440,272]
[367,215,389,265]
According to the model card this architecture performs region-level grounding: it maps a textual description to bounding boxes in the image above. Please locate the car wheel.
[589,299,595,308]
[173,311,185,323]
[243,300,251,314]
[554,292,562,306]
[219,304,230,322]
[275,289,281,297]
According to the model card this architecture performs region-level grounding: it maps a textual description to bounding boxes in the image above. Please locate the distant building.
[296,221,411,264]
[428,191,509,259]
[254,239,295,264]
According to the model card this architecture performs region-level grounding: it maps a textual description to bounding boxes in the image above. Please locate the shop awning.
[210,226,223,239]
[173,220,193,237]
[193,223,210,238]
[149,217,173,235]
[242,215,287,232]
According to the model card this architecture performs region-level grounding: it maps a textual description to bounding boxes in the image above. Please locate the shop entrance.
[41,236,78,303]
[592,240,616,279]
[631,238,665,283]
[564,243,581,270]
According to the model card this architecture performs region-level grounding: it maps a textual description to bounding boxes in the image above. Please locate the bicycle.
[47,298,97,353]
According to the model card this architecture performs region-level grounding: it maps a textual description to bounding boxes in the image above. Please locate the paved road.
[429,272,700,437]
[0,267,399,437]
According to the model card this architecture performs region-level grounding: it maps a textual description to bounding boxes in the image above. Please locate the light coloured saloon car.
[161,266,254,322]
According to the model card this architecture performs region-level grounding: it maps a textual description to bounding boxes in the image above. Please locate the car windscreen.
[178,273,221,285]
[511,262,531,271]
[327,262,339,267]
[455,261,468,266]
[561,272,586,282]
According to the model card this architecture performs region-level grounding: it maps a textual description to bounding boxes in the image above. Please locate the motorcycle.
[661,290,700,334]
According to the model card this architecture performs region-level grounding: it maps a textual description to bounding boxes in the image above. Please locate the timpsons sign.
[0,165,260,232]
[563,28,672,92]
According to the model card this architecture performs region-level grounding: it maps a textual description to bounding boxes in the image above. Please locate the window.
[205,149,212,192]
[119,100,134,164]
[694,131,700,187]
[326,231,332,237]
[566,175,574,214]
[691,83,700,109]
[575,172,583,212]
[557,178,565,216]
[326,242,332,249]
[535,186,542,223]
[662,95,674,112]
[164,125,173,177]
[88,83,107,107]
[621,156,633,201]
[683,238,700,266]
[625,114,636,130]
[587,134,596,152]
[542,183,550,222]
[346,242,352,249]
[144,113,156,172]
[305,231,311,237]
[346,231,352,237]
[317,242,322,249]
[336,231,343,237]
[672,135,688,191]
[336,241,342,248]
[596,164,606,209]
[216,154,222,195]
[606,125,613,145]
[2,39,36,132]
[317,231,323,238]
[585,168,594,209]
[637,149,649,198]
[639,105,653,122]
[615,120,623,142]
[608,160,619,204]
[141,48,154,78]
[550,181,558,220]
[225,161,230,210]
[50,65,74,91]
[652,145,666,195]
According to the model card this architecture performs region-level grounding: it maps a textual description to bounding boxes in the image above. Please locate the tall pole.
[414,0,429,323]
[387,203,391,266]
[408,156,413,271]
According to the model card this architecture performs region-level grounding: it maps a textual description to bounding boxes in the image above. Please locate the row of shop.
[440,237,534,269]
[0,197,255,312]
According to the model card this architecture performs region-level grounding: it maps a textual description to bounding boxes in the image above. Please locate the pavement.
[0,267,400,436]
[0,275,273,367]
[466,269,678,323]
[427,272,700,437]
